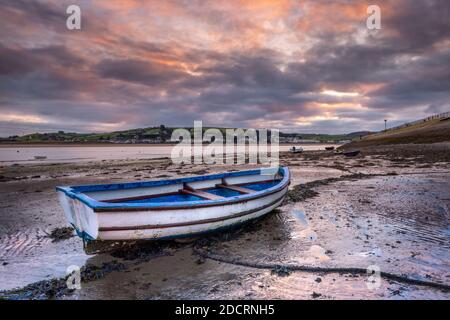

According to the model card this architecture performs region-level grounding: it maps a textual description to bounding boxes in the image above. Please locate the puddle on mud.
[291,209,309,228]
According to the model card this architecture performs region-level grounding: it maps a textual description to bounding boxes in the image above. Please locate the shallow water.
[0,144,340,165]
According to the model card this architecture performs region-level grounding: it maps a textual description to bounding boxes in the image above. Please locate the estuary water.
[0,144,339,165]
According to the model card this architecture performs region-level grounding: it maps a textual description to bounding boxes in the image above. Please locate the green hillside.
[1,126,368,144]
[341,117,450,149]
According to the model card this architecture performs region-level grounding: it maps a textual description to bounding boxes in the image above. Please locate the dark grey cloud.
[1,0,65,27]
[382,0,450,52]
[0,46,92,101]
[0,44,86,75]
[0,0,449,136]
[94,59,190,87]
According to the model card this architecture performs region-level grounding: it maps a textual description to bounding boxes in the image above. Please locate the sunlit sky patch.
[321,90,360,97]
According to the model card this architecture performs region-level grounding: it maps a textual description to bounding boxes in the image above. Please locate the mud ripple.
[0,229,52,259]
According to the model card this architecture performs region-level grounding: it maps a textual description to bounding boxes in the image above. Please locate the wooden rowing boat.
[56,167,290,241]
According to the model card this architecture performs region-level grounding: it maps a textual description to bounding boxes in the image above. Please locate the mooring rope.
[193,247,450,292]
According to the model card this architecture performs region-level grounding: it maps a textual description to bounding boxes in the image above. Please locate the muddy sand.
[0,143,449,299]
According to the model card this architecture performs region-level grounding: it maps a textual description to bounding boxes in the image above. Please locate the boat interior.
[75,168,285,204]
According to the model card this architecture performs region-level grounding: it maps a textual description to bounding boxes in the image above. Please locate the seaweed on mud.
[0,260,125,300]
[193,231,240,249]
[48,227,74,242]
[83,230,191,256]
[1,278,72,300]
[345,144,450,164]
[193,210,281,249]
[271,266,292,277]
[81,261,126,281]
[284,187,319,203]
[94,239,187,262]
[109,242,166,261]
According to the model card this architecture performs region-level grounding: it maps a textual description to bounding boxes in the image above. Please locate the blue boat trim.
[114,181,279,203]
[96,184,288,212]
[70,223,95,241]
[56,167,289,211]
[58,168,265,192]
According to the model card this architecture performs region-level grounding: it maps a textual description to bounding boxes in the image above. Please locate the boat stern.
[56,188,99,240]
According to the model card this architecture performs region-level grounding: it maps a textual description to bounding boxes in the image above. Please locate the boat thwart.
[56,167,290,242]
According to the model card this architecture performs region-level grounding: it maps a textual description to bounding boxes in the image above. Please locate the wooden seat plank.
[216,184,254,194]
[180,183,224,200]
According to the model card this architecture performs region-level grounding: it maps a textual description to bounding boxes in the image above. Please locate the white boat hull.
[57,187,287,241]
[56,167,290,241]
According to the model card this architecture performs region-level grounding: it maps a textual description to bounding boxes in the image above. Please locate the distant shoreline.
[0,142,339,148]
[0,143,179,148]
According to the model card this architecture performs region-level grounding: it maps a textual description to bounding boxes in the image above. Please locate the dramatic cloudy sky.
[1,0,449,136]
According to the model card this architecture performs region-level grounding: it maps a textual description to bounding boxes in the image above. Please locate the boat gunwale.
[56,167,290,211]
[95,181,289,212]
[103,178,280,203]
[99,193,286,231]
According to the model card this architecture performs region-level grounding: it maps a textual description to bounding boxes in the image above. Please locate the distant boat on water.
[325,146,335,151]
[56,167,290,243]
[34,156,47,160]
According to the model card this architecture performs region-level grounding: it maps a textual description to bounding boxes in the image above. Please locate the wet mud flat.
[0,145,449,299]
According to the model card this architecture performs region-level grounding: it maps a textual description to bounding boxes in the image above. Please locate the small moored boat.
[56,167,290,242]
[343,150,360,157]
[325,146,335,151]
[289,146,303,153]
